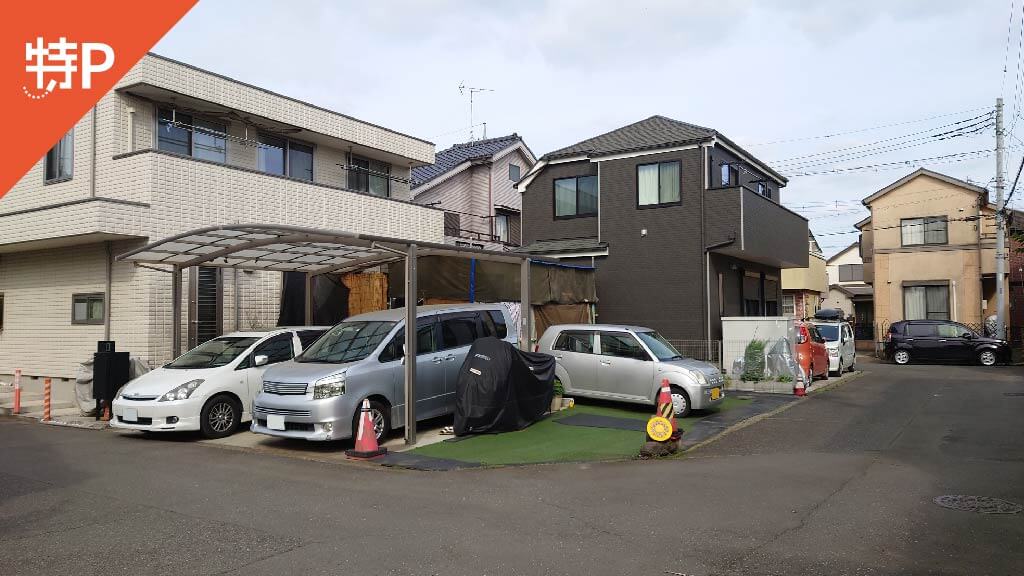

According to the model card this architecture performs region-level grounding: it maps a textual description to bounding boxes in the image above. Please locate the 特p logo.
[23,37,114,100]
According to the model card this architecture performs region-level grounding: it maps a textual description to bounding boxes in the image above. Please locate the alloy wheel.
[894,350,910,365]
[979,350,997,366]
[208,402,234,432]
[370,408,386,440]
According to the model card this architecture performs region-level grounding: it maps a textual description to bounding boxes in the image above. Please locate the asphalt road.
[1,358,1022,575]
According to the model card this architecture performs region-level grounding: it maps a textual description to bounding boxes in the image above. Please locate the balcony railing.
[703,187,809,269]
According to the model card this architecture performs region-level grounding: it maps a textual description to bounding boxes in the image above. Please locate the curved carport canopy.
[117,223,544,445]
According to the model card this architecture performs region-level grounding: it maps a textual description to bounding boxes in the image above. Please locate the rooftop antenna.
[458,82,493,141]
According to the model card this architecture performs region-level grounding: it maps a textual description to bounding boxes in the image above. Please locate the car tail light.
[797,328,807,344]
[884,331,891,343]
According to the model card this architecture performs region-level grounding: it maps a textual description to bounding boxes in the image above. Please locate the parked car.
[794,321,829,383]
[251,303,516,442]
[535,324,724,418]
[111,327,329,438]
[884,320,1010,366]
[811,319,856,375]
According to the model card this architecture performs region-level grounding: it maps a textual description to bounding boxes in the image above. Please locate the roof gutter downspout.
[701,145,707,343]
[977,193,984,323]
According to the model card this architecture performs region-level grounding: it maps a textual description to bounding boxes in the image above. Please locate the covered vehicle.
[454,337,556,436]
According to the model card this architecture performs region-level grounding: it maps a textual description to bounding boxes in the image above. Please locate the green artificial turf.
[409,396,751,466]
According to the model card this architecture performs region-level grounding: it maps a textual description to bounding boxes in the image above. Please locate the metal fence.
[666,340,722,368]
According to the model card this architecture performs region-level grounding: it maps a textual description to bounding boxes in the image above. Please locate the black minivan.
[884,320,1010,366]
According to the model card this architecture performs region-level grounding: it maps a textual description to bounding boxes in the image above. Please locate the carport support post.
[404,243,418,445]
[520,258,531,350]
[304,272,313,326]
[171,266,182,358]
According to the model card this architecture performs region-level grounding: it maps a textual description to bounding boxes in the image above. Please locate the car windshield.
[635,331,683,361]
[165,337,259,369]
[815,324,840,342]
[295,321,396,363]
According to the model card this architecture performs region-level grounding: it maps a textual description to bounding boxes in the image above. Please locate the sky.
[155,0,1021,257]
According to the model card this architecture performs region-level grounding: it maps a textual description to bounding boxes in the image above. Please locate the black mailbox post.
[94,341,129,420]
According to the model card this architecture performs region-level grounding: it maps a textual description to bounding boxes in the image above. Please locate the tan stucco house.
[823,241,873,327]
[782,231,828,319]
[858,168,1004,331]
[0,53,441,383]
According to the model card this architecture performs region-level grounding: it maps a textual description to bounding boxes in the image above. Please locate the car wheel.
[833,360,843,377]
[352,399,391,443]
[200,394,240,439]
[978,350,998,366]
[669,386,691,418]
[893,350,911,365]
[848,357,856,372]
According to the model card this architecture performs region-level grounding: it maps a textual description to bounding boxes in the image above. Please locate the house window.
[349,155,390,197]
[903,285,949,320]
[554,175,598,218]
[158,109,226,164]
[782,294,795,315]
[720,163,738,187]
[72,293,105,325]
[509,163,521,182]
[257,134,314,181]
[838,264,864,282]
[45,129,74,182]
[444,212,461,236]
[756,182,770,198]
[901,216,947,246]
[637,161,680,206]
[494,213,510,243]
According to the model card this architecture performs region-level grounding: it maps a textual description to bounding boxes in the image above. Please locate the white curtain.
[554,179,576,216]
[901,219,924,245]
[660,162,680,203]
[638,164,659,205]
[904,286,927,319]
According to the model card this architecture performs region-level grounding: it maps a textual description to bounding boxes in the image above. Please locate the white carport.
[117,223,541,445]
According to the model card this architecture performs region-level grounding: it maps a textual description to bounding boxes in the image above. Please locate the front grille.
[121,395,159,401]
[117,416,153,425]
[262,381,308,395]
[257,419,314,432]
[253,405,312,417]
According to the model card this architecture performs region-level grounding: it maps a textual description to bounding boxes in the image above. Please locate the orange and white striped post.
[12,368,21,415]
[42,377,52,422]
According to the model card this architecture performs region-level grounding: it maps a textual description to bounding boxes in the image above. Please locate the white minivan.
[111,327,328,438]
[810,320,856,375]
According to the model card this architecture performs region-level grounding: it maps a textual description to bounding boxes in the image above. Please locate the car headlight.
[158,379,204,402]
[313,373,346,399]
[829,348,839,356]
[692,371,709,387]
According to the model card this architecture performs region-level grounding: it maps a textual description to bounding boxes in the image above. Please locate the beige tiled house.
[858,168,1003,331]
[0,53,442,382]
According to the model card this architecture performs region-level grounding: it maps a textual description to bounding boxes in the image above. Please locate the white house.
[0,53,442,383]
[823,241,873,327]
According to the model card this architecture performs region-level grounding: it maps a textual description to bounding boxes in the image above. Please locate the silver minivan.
[536,324,724,417]
[251,303,516,442]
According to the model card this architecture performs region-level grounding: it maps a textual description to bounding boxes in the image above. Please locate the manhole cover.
[1003,392,1024,397]
[933,495,1023,514]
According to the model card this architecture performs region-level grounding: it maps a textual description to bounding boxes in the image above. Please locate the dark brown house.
[516,115,808,342]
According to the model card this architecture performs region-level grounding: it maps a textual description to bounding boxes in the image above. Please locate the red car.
[794,321,829,383]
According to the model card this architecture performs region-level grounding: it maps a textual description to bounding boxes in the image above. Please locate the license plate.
[267,414,286,431]
[123,408,138,422]
[710,388,721,400]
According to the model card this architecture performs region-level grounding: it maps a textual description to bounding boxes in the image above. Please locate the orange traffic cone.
[794,371,807,397]
[656,380,682,441]
[345,399,387,459]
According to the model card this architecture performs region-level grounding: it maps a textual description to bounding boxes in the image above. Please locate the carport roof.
[117,224,544,274]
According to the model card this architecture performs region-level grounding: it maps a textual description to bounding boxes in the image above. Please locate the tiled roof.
[515,237,608,255]
[412,134,523,189]
[543,115,715,160]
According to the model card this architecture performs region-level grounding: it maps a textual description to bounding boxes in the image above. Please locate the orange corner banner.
[0,0,198,198]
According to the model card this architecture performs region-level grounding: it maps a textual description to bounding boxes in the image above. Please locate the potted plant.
[551,378,564,412]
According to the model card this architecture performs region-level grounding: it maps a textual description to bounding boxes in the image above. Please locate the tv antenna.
[458,82,493,140]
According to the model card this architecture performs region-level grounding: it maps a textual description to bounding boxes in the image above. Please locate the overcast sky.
[156,0,1018,256]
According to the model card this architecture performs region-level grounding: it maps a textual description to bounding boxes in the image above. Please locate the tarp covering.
[454,337,556,436]
[534,303,593,338]
[388,256,597,305]
[75,356,151,416]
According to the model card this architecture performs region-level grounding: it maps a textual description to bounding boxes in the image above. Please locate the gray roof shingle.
[412,134,524,189]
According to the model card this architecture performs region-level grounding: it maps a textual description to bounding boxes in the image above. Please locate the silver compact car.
[536,324,724,417]
[251,303,516,442]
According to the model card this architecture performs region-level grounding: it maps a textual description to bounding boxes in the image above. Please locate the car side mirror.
[253,354,269,367]
[962,332,974,340]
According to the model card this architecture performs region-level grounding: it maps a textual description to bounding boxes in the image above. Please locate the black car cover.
[454,337,556,436]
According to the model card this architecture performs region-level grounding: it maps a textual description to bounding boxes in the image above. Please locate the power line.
[811,214,994,238]
[784,149,1005,178]
[1002,0,1017,96]
[743,106,994,147]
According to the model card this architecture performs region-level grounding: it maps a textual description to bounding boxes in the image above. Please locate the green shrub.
[741,340,766,381]
[777,374,793,383]
[553,377,564,396]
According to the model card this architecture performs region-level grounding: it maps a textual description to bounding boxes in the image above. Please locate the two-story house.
[858,168,1004,330]
[0,53,442,383]
[781,231,828,319]
[516,115,808,343]
[823,241,874,336]
[411,134,535,250]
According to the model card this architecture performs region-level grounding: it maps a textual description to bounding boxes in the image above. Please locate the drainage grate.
[933,495,1023,514]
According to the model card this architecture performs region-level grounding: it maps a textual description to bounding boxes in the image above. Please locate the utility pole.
[995,97,1007,339]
